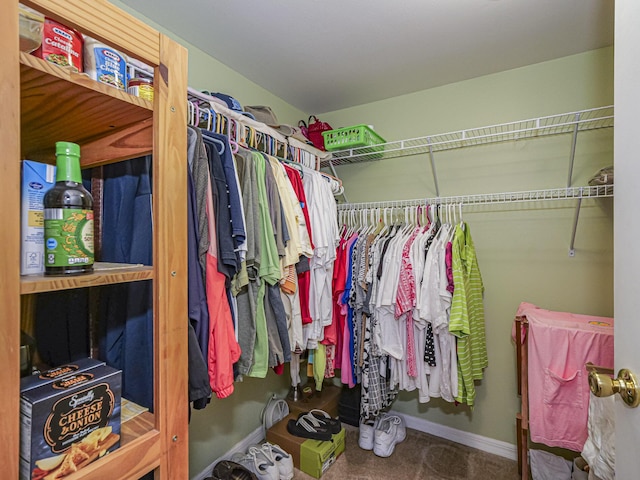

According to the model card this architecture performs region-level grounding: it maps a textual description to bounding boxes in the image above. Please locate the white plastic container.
[83,37,127,90]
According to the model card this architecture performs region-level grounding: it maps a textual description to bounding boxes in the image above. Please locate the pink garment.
[514,302,614,451]
[445,241,454,294]
[396,229,419,377]
[340,234,359,387]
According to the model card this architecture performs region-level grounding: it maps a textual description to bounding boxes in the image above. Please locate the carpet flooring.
[293,424,520,480]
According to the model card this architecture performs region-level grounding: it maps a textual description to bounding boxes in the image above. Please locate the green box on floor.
[265,413,345,478]
[300,428,345,479]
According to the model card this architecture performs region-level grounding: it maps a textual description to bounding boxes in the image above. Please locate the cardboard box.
[300,428,345,478]
[20,365,122,480]
[266,413,345,478]
[286,384,341,418]
[20,358,105,393]
[21,160,56,275]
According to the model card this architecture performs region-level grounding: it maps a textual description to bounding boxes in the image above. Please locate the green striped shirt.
[449,223,488,406]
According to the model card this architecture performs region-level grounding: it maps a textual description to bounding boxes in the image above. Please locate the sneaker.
[358,418,377,450]
[230,447,279,480]
[380,413,406,442]
[373,415,406,457]
[251,443,294,480]
[210,460,258,480]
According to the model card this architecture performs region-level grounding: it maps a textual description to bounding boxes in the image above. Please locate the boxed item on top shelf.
[33,17,83,72]
[20,364,122,480]
[321,124,386,155]
[21,160,56,275]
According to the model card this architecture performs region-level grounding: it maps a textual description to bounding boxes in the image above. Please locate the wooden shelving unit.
[20,263,154,294]
[2,1,189,478]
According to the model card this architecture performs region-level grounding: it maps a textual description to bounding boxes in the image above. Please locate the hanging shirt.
[248,151,281,378]
[449,223,487,406]
[201,131,247,262]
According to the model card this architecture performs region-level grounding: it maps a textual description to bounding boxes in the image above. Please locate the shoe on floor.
[250,442,294,480]
[358,418,378,450]
[379,413,406,442]
[230,446,279,480]
[373,415,406,457]
[210,460,258,480]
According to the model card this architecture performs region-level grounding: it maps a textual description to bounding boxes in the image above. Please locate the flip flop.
[286,416,332,441]
[297,410,341,434]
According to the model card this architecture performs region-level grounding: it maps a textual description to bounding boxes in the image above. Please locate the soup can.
[127,77,154,102]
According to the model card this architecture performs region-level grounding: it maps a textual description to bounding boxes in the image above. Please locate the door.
[614,0,640,477]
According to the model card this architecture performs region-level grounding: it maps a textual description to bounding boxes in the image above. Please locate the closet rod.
[321,106,614,168]
[337,185,613,257]
[336,185,613,210]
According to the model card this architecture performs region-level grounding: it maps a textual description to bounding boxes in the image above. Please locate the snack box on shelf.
[20,364,122,480]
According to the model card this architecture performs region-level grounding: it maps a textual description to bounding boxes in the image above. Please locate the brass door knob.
[588,368,640,408]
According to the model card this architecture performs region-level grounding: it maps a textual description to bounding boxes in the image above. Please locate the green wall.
[321,47,614,446]
[112,0,307,127]
[108,3,615,471]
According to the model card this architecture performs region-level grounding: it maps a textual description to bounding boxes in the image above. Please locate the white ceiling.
[119,0,614,114]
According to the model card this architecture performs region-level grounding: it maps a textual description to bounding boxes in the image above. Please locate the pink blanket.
[515,302,614,451]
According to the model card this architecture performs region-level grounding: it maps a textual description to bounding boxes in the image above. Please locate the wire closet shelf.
[321,106,614,168]
[336,185,614,210]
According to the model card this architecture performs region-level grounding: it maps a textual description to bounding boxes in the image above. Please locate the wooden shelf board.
[20,53,153,163]
[66,418,161,480]
[20,263,154,294]
[121,411,156,445]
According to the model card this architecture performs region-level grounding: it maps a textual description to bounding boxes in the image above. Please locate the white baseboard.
[191,425,265,480]
[389,410,517,461]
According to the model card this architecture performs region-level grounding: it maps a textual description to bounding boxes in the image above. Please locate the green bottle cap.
[56,141,81,157]
[55,142,82,183]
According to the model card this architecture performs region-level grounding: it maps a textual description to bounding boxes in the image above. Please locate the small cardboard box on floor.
[286,384,341,418]
[266,413,345,478]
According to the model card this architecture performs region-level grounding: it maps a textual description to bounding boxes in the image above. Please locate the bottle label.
[44,208,94,268]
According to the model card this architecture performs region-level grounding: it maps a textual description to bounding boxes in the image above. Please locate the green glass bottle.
[43,142,94,275]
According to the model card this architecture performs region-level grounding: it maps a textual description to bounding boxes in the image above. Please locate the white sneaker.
[380,413,406,442]
[358,418,377,450]
[231,446,279,480]
[373,415,406,457]
[254,442,294,480]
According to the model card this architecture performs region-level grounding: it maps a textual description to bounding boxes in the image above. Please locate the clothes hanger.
[404,205,413,234]
[367,208,376,236]
[339,210,348,239]
[278,156,304,178]
[382,207,392,237]
[458,203,465,231]
[209,136,225,155]
[357,209,367,235]
[446,203,457,242]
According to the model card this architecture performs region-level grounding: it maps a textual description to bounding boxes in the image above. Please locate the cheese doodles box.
[20,365,122,480]
[20,358,105,393]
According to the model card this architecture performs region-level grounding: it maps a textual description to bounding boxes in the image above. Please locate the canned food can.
[127,78,154,101]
